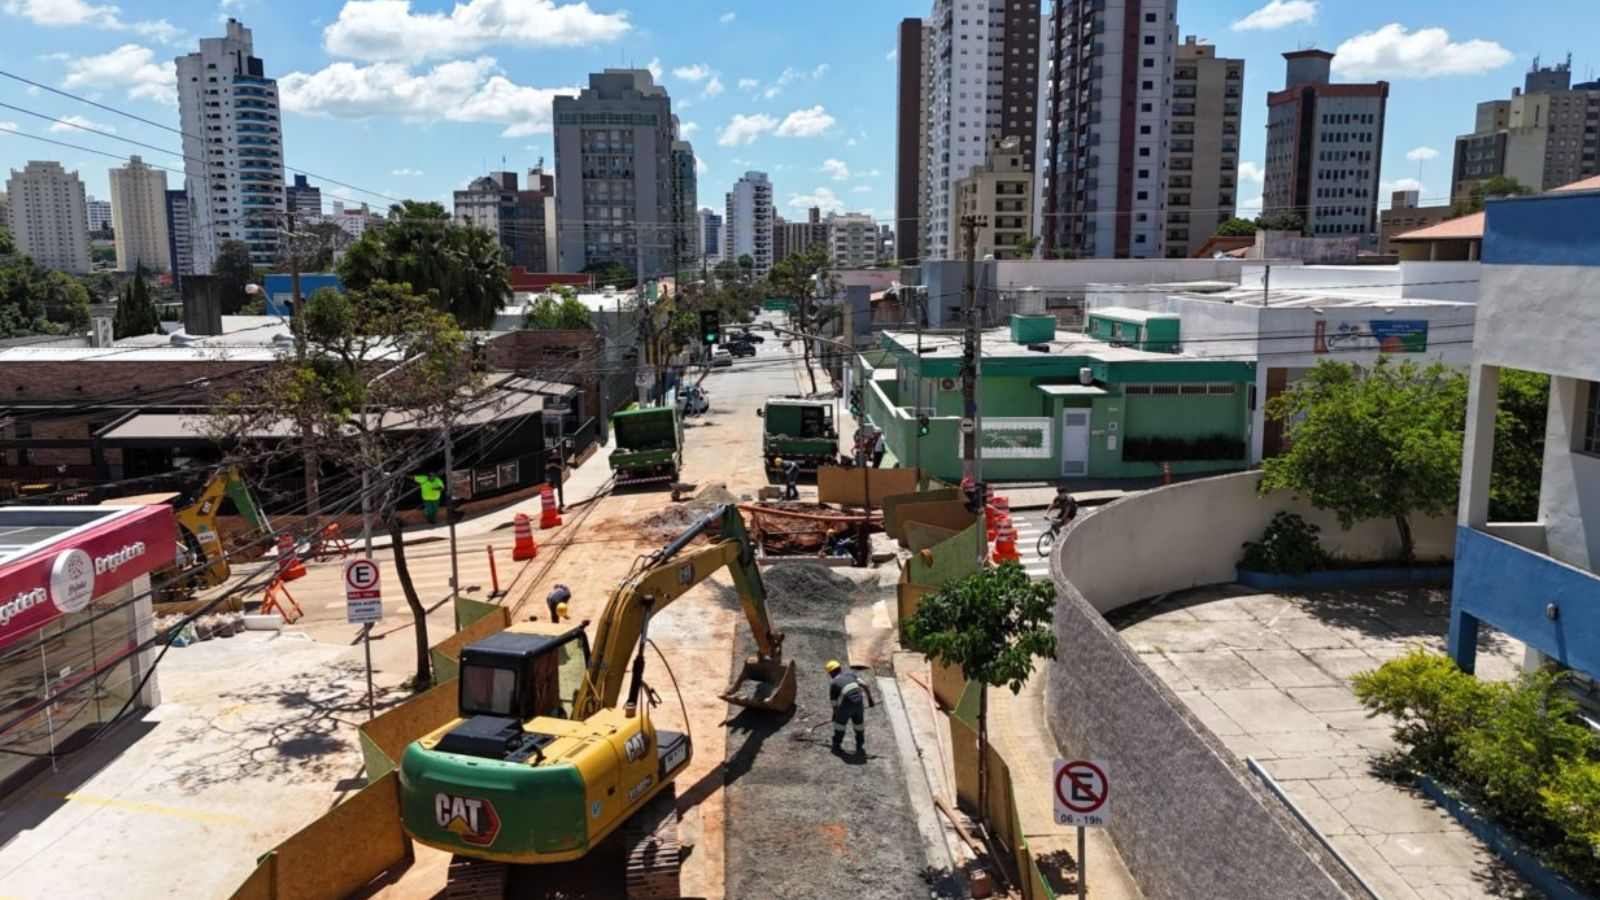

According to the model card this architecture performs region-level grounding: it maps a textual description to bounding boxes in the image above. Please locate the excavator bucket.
[720,657,797,713]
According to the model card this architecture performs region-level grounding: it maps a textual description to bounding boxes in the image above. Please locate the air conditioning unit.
[1079,367,1093,386]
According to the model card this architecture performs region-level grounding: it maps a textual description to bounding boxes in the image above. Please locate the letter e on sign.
[1053,758,1110,828]
[344,559,384,624]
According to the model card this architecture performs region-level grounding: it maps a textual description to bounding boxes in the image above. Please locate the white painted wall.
[1540,376,1600,570]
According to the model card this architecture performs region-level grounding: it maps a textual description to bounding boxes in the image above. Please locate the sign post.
[1054,759,1110,900]
[344,558,384,718]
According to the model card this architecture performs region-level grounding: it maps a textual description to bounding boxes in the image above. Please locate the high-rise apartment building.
[86,198,112,234]
[776,206,830,265]
[827,213,880,269]
[165,189,193,279]
[554,69,678,279]
[285,174,322,217]
[698,208,721,263]
[1042,0,1179,259]
[922,0,1041,260]
[108,155,170,272]
[1451,59,1600,203]
[894,17,930,265]
[671,134,698,270]
[1166,37,1243,258]
[724,171,774,277]
[953,136,1033,260]
[176,19,285,273]
[5,161,91,273]
[454,168,558,273]
[1262,50,1388,238]
[772,213,789,265]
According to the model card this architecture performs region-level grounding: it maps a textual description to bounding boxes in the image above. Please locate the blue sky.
[0,0,1595,230]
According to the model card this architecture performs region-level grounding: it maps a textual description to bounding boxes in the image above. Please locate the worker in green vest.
[415,473,445,524]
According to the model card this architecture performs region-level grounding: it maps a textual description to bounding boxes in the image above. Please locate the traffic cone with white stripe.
[512,513,539,561]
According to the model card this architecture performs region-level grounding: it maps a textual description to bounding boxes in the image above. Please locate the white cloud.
[762,64,827,100]
[1406,146,1440,162]
[678,121,699,138]
[1237,196,1265,214]
[280,57,577,138]
[60,43,176,105]
[788,187,843,214]
[812,64,829,78]
[846,137,857,147]
[737,77,758,91]
[48,113,114,134]
[1333,24,1512,79]
[718,10,734,24]
[646,57,662,80]
[1382,177,1425,194]
[673,63,711,82]
[856,168,881,178]
[776,106,834,138]
[322,0,631,62]
[885,48,897,61]
[1239,161,1266,185]
[850,185,872,194]
[391,167,424,176]
[2,0,184,44]
[718,112,777,146]
[703,75,724,97]
[695,155,707,175]
[820,158,849,180]
[1231,0,1316,31]
[762,85,781,100]
[0,121,18,132]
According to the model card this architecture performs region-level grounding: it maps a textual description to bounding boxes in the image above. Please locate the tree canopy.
[0,226,93,337]
[112,266,160,339]
[213,240,259,315]
[522,287,593,329]
[1454,176,1534,216]
[1256,212,1306,234]
[338,200,511,329]
[1215,217,1259,237]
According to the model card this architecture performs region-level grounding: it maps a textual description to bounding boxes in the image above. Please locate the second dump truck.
[759,397,838,478]
[609,403,683,487]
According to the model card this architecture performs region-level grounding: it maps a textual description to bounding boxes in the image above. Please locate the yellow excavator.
[398,503,796,899]
[105,466,270,608]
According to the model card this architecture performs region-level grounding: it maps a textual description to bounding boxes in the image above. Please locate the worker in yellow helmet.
[825,659,873,754]
[776,456,800,501]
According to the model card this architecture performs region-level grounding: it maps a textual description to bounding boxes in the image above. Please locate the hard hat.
[825,660,841,674]
[774,457,784,467]
[556,601,569,620]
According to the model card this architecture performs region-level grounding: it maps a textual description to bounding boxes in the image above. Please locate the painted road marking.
[53,792,252,826]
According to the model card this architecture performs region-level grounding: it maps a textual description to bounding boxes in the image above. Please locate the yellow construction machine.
[110,466,269,607]
[398,503,796,899]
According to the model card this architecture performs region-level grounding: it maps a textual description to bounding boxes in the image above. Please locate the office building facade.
[454,169,558,273]
[1451,59,1600,204]
[108,155,171,272]
[894,17,929,265]
[698,208,721,264]
[164,189,193,279]
[1042,0,1179,259]
[827,213,880,269]
[1166,37,1243,258]
[724,171,774,277]
[953,136,1034,260]
[776,206,830,265]
[671,136,698,271]
[553,69,677,279]
[1262,50,1388,238]
[5,161,91,274]
[86,198,112,234]
[285,174,322,217]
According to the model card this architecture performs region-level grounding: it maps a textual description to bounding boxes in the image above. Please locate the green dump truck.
[759,397,838,477]
[610,403,684,486]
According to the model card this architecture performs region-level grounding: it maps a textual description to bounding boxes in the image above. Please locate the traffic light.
[917,414,930,436]
[848,388,863,416]
[699,310,721,346]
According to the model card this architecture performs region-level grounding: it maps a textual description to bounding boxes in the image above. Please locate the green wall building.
[856,315,1255,482]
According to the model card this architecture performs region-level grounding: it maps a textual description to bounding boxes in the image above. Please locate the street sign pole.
[1077,824,1087,900]
[344,558,385,720]
[363,623,375,720]
[1054,758,1110,900]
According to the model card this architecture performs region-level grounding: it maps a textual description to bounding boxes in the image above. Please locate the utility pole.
[283,210,321,527]
[960,215,989,562]
[443,420,460,628]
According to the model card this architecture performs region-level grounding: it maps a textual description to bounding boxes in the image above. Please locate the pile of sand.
[638,483,741,542]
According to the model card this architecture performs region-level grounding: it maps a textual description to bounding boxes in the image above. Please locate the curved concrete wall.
[1059,470,1454,614]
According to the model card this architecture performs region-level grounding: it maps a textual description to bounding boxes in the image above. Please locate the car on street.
[678,384,709,415]
[710,347,734,367]
[724,341,756,358]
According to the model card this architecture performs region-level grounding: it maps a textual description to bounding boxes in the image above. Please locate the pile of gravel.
[637,483,742,542]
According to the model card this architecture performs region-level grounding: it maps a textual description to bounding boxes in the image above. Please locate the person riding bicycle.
[1045,484,1079,529]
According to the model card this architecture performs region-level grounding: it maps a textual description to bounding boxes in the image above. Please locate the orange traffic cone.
[538,485,562,529]
[986,495,1009,539]
[276,532,306,582]
[512,513,539,560]
[991,516,1021,565]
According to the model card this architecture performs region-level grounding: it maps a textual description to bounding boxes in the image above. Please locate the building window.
[1583,380,1600,456]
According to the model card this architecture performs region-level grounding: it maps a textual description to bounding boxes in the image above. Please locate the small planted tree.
[113,265,161,339]
[904,561,1056,823]
[1262,359,1466,562]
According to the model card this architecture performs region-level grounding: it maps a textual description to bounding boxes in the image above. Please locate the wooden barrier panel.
[951,715,980,814]
[227,857,272,900]
[358,678,460,778]
[816,466,921,507]
[455,594,504,632]
[931,660,965,712]
[270,771,411,900]
[883,488,960,542]
[904,522,960,553]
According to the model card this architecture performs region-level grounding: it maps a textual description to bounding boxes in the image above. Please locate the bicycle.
[1036,515,1065,557]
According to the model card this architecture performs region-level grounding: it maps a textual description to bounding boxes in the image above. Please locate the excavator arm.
[574,504,790,718]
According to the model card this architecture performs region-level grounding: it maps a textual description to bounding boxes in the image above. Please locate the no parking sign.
[344,559,384,624]
[1053,758,1110,828]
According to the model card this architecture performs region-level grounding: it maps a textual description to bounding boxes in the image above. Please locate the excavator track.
[444,856,509,900]
[621,786,681,900]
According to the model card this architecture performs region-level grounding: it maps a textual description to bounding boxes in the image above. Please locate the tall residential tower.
[5,161,90,273]
[108,155,171,272]
[724,172,774,278]
[1166,37,1244,258]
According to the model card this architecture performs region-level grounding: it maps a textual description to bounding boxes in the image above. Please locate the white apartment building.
[828,213,880,269]
[724,171,774,277]
[108,155,171,272]
[923,0,1040,261]
[1041,0,1178,259]
[5,161,90,273]
[86,198,112,234]
[176,19,285,273]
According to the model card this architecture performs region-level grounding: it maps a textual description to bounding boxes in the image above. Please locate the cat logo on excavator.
[434,793,501,846]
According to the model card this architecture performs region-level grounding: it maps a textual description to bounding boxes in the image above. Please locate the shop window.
[1207,383,1237,395]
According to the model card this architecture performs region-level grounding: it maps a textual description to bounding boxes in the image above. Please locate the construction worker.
[414,472,445,525]
[776,457,800,501]
[826,659,873,754]
[546,584,571,623]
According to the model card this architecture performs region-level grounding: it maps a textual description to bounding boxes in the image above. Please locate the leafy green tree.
[1255,212,1305,234]
[1351,649,1494,776]
[1012,235,1040,258]
[212,240,259,315]
[209,281,482,690]
[338,200,511,329]
[1453,175,1534,216]
[581,260,634,290]
[522,286,593,329]
[112,266,161,339]
[904,562,1056,823]
[1492,370,1549,521]
[0,226,13,256]
[768,244,836,394]
[1262,359,1466,562]
[41,271,90,331]
[1215,217,1259,237]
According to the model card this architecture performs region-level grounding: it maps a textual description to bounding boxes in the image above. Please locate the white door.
[1061,411,1090,477]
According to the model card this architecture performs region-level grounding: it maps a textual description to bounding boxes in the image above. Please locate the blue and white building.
[1450,176,1600,678]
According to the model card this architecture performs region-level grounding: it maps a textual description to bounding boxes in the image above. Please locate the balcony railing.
[1450,525,1600,676]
